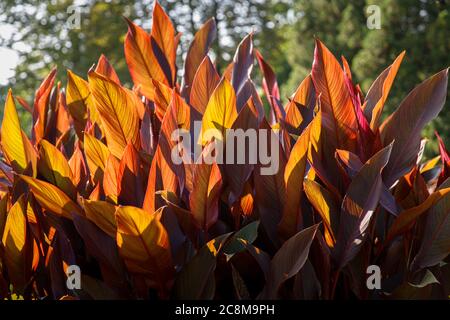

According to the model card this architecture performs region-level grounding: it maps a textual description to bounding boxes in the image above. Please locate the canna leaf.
[151,0,177,85]
[364,51,405,130]
[284,75,315,135]
[124,17,168,99]
[224,99,259,202]
[84,133,110,182]
[33,68,57,144]
[189,149,222,231]
[411,191,450,270]
[304,179,339,247]
[190,56,220,115]
[19,175,83,219]
[38,139,76,200]
[66,70,97,138]
[68,141,88,189]
[182,18,217,98]
[232,33,254,110]
[1,89,35,173]
[95,54,121,85]
[311,39,358,151]
[385,187,450,246]
[174,233,231,299]
[83,199,117,238]
[261,224,319,299]
[1,195,29,293]
[103,154,120,204]
[380,69,448,188]
[117,143,144,206]
[333,144,393,268]
[253,120,287,246]
[279,119,312,239]
[255,49,280,109]
[201,78,238,144]
[88,71,140,158]
[115,205,173,295]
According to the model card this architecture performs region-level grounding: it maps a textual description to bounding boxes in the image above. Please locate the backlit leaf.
[19,175,83,219]
[201,78,238,144]
[88,71,140,158]
[182,18,216,98]
[1,89,35,173]
[115,206,173,295]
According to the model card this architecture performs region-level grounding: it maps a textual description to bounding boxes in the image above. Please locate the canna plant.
[0,0,449,300]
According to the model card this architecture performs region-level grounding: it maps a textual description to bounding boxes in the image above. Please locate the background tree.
[0,0,449,154]
[0,0,289,101]
[283,0,450,155]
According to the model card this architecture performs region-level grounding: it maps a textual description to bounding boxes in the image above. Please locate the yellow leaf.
[88,71,140,158]
[201,78,237,145]
[38,139,76,199]
[304,179,338,247]
[103,154,120,204]
[115,206,173,290]
[66,70,98,137]
[279,123,311,238]
[84,133,110,182]
[1,195,28,292]
[83,199,116,238]
[19,175,83,219]
[1,89,35,173]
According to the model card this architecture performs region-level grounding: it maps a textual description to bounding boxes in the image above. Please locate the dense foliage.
[0,1,449,300]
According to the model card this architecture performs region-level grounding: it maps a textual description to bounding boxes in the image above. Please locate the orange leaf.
[385,187,450,246]
[151,0,177,85]
[95,54,121,85]
[190,56,220,115]
[151,78,173,121]
[143,148,177,213]
[33,68,57,144]
[159,91,191,191]
[182,18,216,97]
[285,75,316,133]
[117,143,144,206]
[124,17,168,100]
[311,40,357,151]
[189,150,222,231]
[68,141,88,189]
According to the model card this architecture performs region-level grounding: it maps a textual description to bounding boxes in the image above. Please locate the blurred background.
[0,0,449,156]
